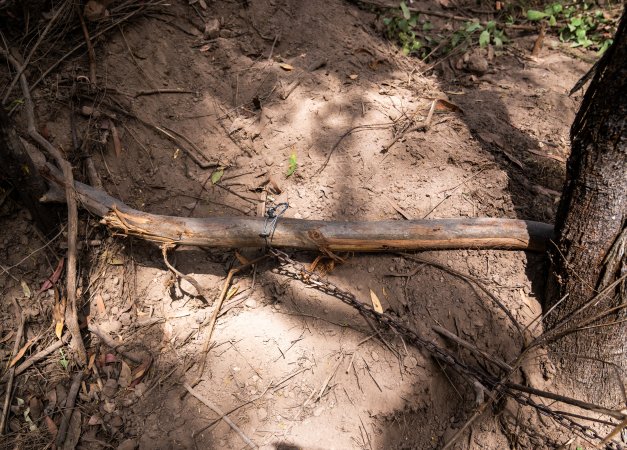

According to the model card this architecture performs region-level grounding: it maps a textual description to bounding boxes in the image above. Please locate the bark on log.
[43,164,554,252]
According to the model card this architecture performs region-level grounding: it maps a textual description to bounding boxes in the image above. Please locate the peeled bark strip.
[44,164,553,252]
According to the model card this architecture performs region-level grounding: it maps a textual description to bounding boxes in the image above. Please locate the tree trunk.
[545,8,627,406]
[0,107,57,233]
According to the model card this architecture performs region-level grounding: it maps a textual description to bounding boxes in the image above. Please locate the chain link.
[268,248,624,449]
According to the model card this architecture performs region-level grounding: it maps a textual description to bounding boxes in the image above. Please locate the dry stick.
[135,89,195,97]
[1,1,67,105]
[433,325,513,372]
[381,99,437,154]
[183,383,258,449]
[55,371,84,448]
[30,3,163,92]
[87,323,143,364]
[0,299,24,435]
[0,48,87,364]
[161,244,211,303]
[315,122,394,175]
[78,6,98,86]
[399,253,525,341]
[196,256,268,380]
[0,334,71,383]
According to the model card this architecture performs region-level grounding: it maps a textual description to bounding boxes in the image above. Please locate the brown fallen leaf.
[434,98,463,114]
[369,289,384,314]
[10,336,37,367]
[278,63,294,71]
[53,293,67,340]
[130,358,152,387]
[95,294,106,316]
[44,415,58,438]
[118,361,132,388]
[110,121,122,157]
[38,258,65,294]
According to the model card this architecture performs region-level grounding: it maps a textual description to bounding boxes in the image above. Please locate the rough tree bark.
[545,8,627,406]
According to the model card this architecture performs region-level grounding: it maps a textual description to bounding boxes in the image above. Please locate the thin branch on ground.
[0,299,24,435]
[183,382,258,449]
[0,47,87,364]
[161,244,211,303]
[55,371,83,447]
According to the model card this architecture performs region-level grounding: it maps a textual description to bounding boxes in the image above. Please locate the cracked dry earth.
[0,0,597,449]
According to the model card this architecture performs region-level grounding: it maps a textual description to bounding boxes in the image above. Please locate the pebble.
[367,266,375,273]
[203,18,220,39]
[112,276,119,286]
[404,356,418,369]
[109,415,123,427]
[245,298,258,309]
[117,439,138,450]
[120,313,132,326]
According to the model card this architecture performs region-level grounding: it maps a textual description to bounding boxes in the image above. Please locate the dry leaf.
[21,280,32,298]
[199,44,211,52]
[131,358,152,387]
[369,289,383,314]
[110,121,122,158]
[95,294,106,316]
[434,98,463,114]
[44,415,58,438]
[118,361,132,388]
[226,286,239,301]
[88,415,103,426]
[88,353,96,371]
[349,74,359,80]
[53,295,67,340]
[0,331,15,344]
[278,63,294,71]
[10,337,37,367]
[38,258,64,294]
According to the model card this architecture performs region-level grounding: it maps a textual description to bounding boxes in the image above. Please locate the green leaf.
[422,21,433,31]
[400,1,411,20]
[551,3,563,14]
[527,10,548,21]
[286,153,297,177]
[494,35,503,47]
[466,21,482,33]
[549,14,557,27]
[597,39,612,55]
[211,167,224,184]
[479,30,490,47]
[486,20,496,31]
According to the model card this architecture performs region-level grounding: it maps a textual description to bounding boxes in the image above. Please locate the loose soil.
[0,0,608,449]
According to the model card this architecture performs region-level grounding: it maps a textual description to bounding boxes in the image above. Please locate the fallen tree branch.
[40,162,553,252]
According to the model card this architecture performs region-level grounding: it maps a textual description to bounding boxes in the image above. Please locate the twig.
[1,2,68,105]
[31,3,164,91]
[134,89,195,97]
[0,299,24,435]
[0,333,70,383]
[196,256,268,380]
[433,325,512,372]
[183,382,258,449]
[55,371,84,447]
[315,122,394,175]
[381,99,437,154]
[162,244,211,303]
[316,353,344,402]
[398,253,525,341]
[0,47,87,364]
[78,5,98,86]
[87,322,143,364]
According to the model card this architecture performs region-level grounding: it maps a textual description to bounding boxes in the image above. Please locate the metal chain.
[268,247,624,449]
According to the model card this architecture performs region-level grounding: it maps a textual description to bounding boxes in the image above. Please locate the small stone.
[103,379,118,398]
[112,276,120,286]
[367,266,375,273]
[313,406,324,417]
[466,51,489,74]
[102,399,116,414]
[404,356,418,369]
[133,383,147,398]
[102,292,111,301]
[109,415,123,427]
[117,439,138,450]
[244,298,258,309]
[120,313,132,326]
[203,18,220,39]
[257,408,268,420]
[264,155,274,166]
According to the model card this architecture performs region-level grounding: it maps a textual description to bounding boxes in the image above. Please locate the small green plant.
[382,1,423,55]
[526,2,615,53]
[450,20,507,50]
[286,152,297,177]
[59,349,69,370]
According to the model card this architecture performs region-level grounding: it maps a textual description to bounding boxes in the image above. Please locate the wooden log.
[42,164,553,252]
